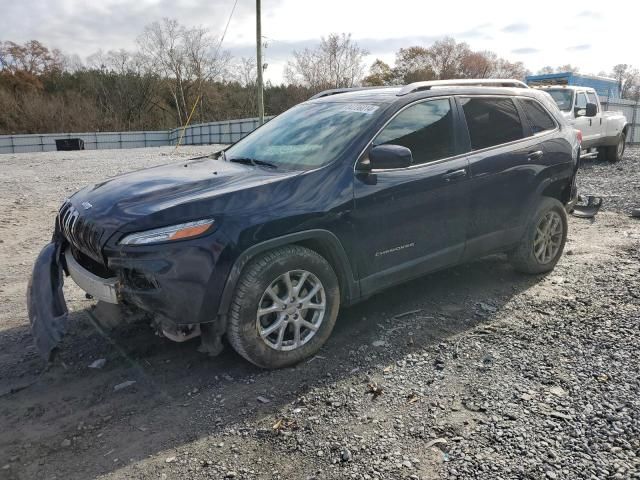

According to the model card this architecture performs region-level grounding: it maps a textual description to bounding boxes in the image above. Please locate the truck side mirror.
[576,102,597,118]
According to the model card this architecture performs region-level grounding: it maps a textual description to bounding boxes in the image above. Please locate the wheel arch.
[217,230,359,317]
[540,175,573,206]
[622,123,629,138]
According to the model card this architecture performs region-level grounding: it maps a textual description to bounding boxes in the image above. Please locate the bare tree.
[427,37,471,79]
[537,66,555,75]
[393,47,434,83]
[0,40,64,75]
[86,49,161,130]
[285,33,368,90]
[363,59,396,86]
[460,51,495,78]
[233,57,257,87]
[612,64,640,101]
[489,58,529,80]
[137,18,231,125]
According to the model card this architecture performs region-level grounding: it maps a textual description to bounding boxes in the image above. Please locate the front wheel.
[226,245,340,368]
[509,198,568,274]
[604,132,626,163]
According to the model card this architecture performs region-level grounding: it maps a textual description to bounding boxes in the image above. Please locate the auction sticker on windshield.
[338,104,379,115]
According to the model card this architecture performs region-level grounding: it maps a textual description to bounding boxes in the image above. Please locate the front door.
[574,91,599,148]
[352,97,470,296]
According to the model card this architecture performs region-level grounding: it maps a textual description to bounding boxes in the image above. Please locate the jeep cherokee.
[28,79,579,368]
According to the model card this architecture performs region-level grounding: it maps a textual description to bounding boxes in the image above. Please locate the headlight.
[119,219,215,246]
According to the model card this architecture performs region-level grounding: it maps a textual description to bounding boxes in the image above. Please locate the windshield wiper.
[228,157,278,169]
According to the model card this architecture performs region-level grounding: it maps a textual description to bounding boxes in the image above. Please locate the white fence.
[602,98,639,144]
[0,130,170,154]
[0,116,273,155]
[0,99,638,155]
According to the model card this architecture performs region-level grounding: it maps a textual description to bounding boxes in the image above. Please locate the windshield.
[224,102,381,170]
[545,89,574,112]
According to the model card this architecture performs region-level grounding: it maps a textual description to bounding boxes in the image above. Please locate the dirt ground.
[0,146,638,480]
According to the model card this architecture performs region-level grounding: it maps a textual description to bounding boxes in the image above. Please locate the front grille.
[71,247,115,279]
[58,201,104,262]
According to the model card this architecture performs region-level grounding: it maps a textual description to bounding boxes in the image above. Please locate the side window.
[460,97,524,150]
[373,99,455,166]
[521,99,557,135]
[576,92,588,109]
[587,92,599,110]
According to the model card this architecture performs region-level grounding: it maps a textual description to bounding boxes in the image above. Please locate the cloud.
[567,44,591,51]
[502,22,529,33]
[577,10,601,18]
[244,24,498,62]
[458,23,493,40]
[512,47,539,54]
[1,0,274,58]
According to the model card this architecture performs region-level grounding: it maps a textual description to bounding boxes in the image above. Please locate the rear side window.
[521,99,557,135]
[373,98,455,165]
[460,97,525,150]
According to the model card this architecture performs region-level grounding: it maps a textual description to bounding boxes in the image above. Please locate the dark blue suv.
[29,80,579,368]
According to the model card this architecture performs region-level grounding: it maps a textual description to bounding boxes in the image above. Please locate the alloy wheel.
[533,211,563,264]
[617,137,625,159]
[256,270,326,351]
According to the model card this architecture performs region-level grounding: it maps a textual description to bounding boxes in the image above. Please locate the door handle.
[528,150,544,161]
[442,168,467,182]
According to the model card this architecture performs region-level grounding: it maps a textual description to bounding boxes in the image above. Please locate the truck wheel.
[227,245,340,369]
[508,198,567,274]
[605,132,626,163]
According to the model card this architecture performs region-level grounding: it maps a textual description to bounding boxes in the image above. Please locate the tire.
[226,245,340,368]
[508,198,568,274]
[604,131,626,163]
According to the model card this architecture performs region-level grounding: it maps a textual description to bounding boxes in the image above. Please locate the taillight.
[576,129,583,144]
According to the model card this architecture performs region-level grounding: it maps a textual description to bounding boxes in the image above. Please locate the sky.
[1,0,636,83]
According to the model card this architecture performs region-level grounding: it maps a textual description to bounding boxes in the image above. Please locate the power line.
[256,0,265,125]
[173,0,239,152]
[212,0,239,63]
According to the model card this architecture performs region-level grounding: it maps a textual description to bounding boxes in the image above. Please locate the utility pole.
[256,0,265,125]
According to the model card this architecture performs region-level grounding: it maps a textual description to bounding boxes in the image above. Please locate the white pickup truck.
[537,85,629,162]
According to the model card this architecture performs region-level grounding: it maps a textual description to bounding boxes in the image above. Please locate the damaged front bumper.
[27,240,69,361]
[27,240,117,360]
[27,234,230,360]
[65,246,118,303]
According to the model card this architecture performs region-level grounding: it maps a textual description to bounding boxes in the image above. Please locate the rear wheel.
[226,245,340,368]
[509,198,568,274]
[604,131,626,162]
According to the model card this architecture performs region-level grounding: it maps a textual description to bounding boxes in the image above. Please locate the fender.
[216,229,360,317]
[524,168,573,223]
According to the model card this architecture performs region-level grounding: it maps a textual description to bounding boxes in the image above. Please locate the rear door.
[352,97,470,295]
[457,95,545,258]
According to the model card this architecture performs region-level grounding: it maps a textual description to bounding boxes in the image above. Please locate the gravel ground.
[577,146,640,214]
[0,145,638,480]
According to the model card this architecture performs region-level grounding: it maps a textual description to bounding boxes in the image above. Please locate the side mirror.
[367,145,413,170]
[585,102,598,117]
[576,102,597,118]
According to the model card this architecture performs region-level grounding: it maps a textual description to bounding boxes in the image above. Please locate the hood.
[67,156,298,235]
[561,111,574,123]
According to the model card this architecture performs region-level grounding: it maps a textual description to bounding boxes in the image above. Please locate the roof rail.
[397,79,529,96]
[308,86,392,100]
